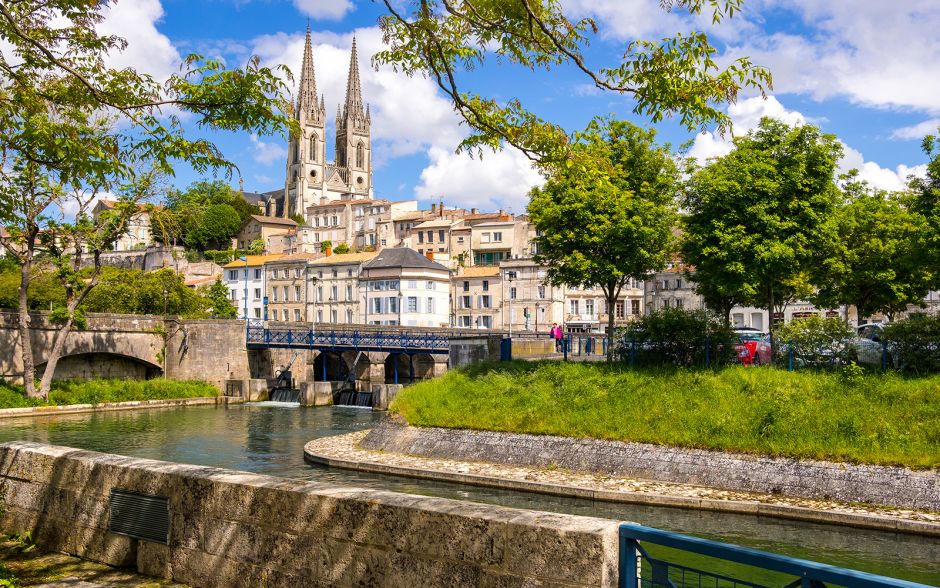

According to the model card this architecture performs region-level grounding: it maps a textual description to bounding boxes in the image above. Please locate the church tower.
[334,37,372,198]
[284,26,327,218]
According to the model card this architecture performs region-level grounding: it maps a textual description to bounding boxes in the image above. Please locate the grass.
[390,362,940,469]
[0,378,218,409]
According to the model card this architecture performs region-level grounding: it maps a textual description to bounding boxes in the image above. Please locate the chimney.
[431,203,437,213]
[471,208,479,215]
[325,245,332,257]
[425,251,434,260]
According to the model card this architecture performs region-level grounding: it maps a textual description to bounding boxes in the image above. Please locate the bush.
[0,378,217,408]
[883,316,940,374]
[774,316,856,368]
[618,308,736,367]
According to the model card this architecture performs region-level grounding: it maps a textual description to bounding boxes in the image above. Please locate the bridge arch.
[314,351,347,381]
[36,352,162,382]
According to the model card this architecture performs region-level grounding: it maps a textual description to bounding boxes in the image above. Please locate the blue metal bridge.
[246,321,450,354]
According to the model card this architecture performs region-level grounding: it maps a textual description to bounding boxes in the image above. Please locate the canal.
[0,404,936,584]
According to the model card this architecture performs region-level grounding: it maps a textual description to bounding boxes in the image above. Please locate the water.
[0,404,937,584]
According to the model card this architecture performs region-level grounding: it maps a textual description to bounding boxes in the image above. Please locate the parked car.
[856,323,899,368]
[734,328,772,365]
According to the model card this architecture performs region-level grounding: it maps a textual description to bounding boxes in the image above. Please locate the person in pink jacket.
[550,323,563,351]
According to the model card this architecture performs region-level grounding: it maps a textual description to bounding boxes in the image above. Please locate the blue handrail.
[619,523,930,588]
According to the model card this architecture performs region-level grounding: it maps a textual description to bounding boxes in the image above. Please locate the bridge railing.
[246,322,450,352]
[618,524,929,588]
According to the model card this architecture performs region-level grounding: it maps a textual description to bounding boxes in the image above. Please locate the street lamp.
[239,256,248,320]
[397,289,403,326]
[505,270,515,338]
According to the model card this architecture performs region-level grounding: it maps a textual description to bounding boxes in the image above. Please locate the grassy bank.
[391,362,940,469]
[0,378,218,409]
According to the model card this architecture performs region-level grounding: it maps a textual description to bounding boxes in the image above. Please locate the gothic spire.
[343,36,365,118]
[297,25,318,119]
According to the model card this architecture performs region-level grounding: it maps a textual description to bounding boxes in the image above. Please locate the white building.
[223,254,283,320]
[360,248,450,327]
[308,251,377,324]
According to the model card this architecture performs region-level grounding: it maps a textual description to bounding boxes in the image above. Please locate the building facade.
[265,253,319,323]
[223,254,284,320]
[360,248,450,327]
[308,251,377,324]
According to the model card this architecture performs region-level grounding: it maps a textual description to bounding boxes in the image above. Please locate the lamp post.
[239,256,248,320]
[397,289,403,327]
[506,270,514,338]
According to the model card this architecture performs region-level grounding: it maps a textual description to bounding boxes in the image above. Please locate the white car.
[856,323,893,367]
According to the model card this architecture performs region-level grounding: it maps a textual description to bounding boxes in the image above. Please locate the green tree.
[0,2,291,399]
[183,203,241,251]
[682,118,843,353]
[289,213,306,226]
[334,242,350,254]
[529,118,679,360]
[812,177,932,322]
[202,279,238,318]
[320,240,332,254]
[376,0,770,163]
[910,126,940,288]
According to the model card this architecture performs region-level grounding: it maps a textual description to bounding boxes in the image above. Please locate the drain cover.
[109,489,169,544]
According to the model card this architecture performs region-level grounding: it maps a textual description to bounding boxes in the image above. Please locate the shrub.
[883,316,940,374]
[618,308,736,367]
[774,316,855,368]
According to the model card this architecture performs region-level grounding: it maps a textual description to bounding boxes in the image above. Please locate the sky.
[105,0,940,213]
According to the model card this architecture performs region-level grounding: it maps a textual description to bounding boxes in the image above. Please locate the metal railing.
[619,524,930,588]
[246,322,450,353]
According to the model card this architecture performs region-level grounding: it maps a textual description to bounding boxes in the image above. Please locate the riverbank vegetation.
[0,379,217,409]
[391,362,940,469]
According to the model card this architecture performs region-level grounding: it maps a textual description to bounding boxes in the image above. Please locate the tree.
[529,118,679,361]
[320,240,332,253]
[812,177,932,322]
[183,203,241,251]
[334,242,350,254]
[165,180,258,250]
[376,0,771,164]
[0,1,292,399]
[202,279,238,318]
[682,118,843,353]
[289,213,306,226]
[910,126,940,289]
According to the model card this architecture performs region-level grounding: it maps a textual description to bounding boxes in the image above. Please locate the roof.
[309,251,378,266]
[472,220,516,228]
[95,199,160,213]
[185,275,220,287]
[414,219,456,229]
[392,211,429,222]
[248,215,297,227]
[463,212,510,222]
[459,266,500,278]
[222,254,284,269]
[267,252,322,263]
[361,248,449,272]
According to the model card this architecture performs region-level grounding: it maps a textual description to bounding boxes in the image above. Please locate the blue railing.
[619,524,930,588]
[246,322,450,353]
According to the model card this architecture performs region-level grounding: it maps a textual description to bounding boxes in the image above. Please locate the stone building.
[265,253,320,322]
[235,215,297,251]
[564,281,644,334]
[223,254,284,319]
[92,200,155,252]
[499,257,565,334]
[360,248,450,327]
[304,197,417,252]
[452,266,501,329]
[308,251,377,324]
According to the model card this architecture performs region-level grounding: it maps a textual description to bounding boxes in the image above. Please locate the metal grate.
[109,489,169,544]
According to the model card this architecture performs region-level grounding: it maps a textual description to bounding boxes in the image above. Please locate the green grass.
[0,378,218,409]
[391,362,940,469]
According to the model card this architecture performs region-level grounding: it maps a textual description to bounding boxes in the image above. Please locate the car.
[734,328,772,365]
[856,323,900,368]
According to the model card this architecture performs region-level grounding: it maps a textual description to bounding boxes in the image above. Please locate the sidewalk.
[0,538,184,587]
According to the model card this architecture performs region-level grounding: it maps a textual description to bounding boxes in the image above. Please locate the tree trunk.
[606,289,616,363]
[17,257,39,398]
[767,288,776,366]
[37,310,76,398]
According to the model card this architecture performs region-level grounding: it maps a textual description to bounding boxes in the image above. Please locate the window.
[474,251,507,266]
[407,296,418,313]
[676,279,683,289]
[346,285,352,301]
[481,232,491,243]
[461,295,472,309]
[346,309,353,323]
[389,296,399,313]
[331,309,338,322]
[254,288,261,300]
[294,309,302,321]
[510,287,517,300]
[372,298,382,314]
[538,285,546,299]
[283,286,290,301]
[480,295,491,308]
[317,286,323,302]
[463,281,469,292]
[356,142,364,168]
[427,230,433,243]
[459,316,472,327]
[570,300,579,314]
[663,299,671,309]
[310,135,317,161]
[331,215,338,225]
[631,300,640,315]
[676,298,684,309]
[479,316,492,329]
[482,280,489,292]
[332,269,337,278]
[295,285,302,301]
[586,299,594,315]
[426,281,434,290]
[295,268,301,278]
[318,271,323,278]
[427,297,435,314]
[230,289,237,301]
[457,236,464,244]
[438,229,445,243]
[254,269,261,280]
[347,269,353,277]
[418,232,424,244]
[228,270,237,280]
[272,288,279,302]
[331,285,338,300]
[271,309,278,321]
[254,308,261,318]
[615,301,625,319]
[381,239,387,246]
[493,232,503,242]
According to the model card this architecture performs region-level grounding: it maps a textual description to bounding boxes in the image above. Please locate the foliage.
[774,316,856,368]
[333,242,350,254]
[182,203,241,251]
[248,239,264,255]
[619,308,736,367]
[201,279,238,318]
[82,268,208,317]
[289,213,306,226]
[391,361,940,469]
[320,240,332,253]
[812,177,932,322]
[682,118,843,347]
[909,126,940,289]
[0,378,217,409]
[201,248,255,265]
[164,180,258,251]
[529,118,679,358]
[375,0,770,164]
[883,316,940,375]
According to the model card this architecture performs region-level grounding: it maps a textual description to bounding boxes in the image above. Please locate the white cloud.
[249,134,287,165]
[98,0,180,81]
[292,0,354,21]
[250,27,541,209]
[688,95,806,162]
[838,144,927,192]
[892,119,940,141]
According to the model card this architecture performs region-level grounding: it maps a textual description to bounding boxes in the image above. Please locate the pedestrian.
[550,322,563,351]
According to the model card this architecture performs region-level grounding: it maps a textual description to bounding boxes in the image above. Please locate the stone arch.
[411,353,437,381]
[341,350,371,383]
[384,353,412,384]
[313,351,346,381]
[36,352,162,382]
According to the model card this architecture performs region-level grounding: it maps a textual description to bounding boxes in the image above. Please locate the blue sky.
[107,0,940,212]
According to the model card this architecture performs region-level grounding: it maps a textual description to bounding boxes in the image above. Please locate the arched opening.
[356,142,364,168]
[37,352,162,382]
[292,137,299,163]
[412,353,436,381]
[309,134,318,162]
[384,353,412,384]
[341,351,371,390]
[313,351,346,381]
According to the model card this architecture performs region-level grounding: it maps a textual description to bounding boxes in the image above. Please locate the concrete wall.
[163,319,251,390]
[511,338,556,358]
[449,336,501,368]
[362,420,940,512]
[0,441,620,588]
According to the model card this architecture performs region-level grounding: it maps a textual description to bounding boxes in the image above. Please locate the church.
[261,28,374,219]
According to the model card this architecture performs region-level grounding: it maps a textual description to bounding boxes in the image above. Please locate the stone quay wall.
[0,441,620,588]
[362,420,940,512]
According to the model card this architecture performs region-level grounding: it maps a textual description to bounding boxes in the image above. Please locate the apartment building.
[223,254,284,320]
[304,195,418,251]
[235,216,297,251]
[360,248,450,327]
[452,266,501,329]
[565,280,644,334]
[470,220,529,266]
[308,251,377,324]
[499,258,565,334]
[265,253,319,323]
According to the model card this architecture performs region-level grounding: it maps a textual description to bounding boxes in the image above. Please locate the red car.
[734,328,772,365]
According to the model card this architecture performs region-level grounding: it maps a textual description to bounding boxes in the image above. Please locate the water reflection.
[0,405,936,583]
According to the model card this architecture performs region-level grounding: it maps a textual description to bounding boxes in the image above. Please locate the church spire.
[343,36,365,119]
[297,24,319,121]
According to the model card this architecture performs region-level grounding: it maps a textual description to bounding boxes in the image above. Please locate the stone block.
[247,379,269,401]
